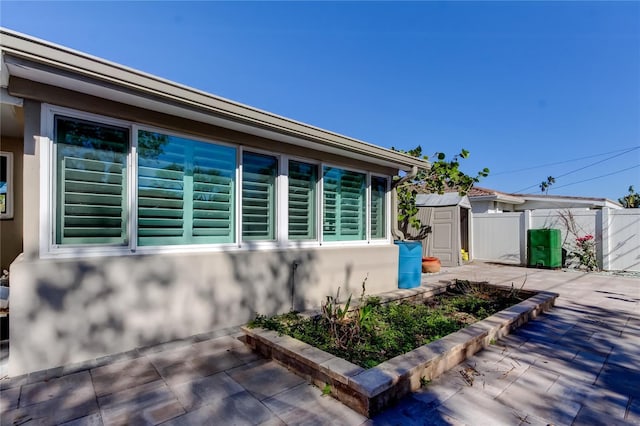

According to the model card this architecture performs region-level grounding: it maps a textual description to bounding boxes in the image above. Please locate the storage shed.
[415,193,472,267]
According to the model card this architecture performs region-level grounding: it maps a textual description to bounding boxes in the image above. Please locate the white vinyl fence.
[472,208,640,272]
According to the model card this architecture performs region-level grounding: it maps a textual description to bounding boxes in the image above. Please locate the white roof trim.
[470,194,525,204]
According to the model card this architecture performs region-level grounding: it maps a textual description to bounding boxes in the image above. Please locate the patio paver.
[0,263,638,425]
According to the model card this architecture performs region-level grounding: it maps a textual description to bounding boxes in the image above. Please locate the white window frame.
[319,163,371,247]
[132,124,240,254]
[41,104,134,258]
[369,173,391,244]
[39,104,393,259]
[285,156,322,246]
[239,146,281,249]
[0,151,14,220]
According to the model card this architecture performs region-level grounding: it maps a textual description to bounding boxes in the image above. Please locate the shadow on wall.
[11,243,327,374]
[605,217,640,271]
[224,242,319,317]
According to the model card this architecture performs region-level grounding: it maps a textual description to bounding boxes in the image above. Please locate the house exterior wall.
[496,202,514,212]
[9,245,398,375]
[0,136,23,270]
[17,100,42,261]
[471,200,493,214]
[8,87,401,376]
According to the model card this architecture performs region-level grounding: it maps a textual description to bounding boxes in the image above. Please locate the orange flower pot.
[422,257,441,273]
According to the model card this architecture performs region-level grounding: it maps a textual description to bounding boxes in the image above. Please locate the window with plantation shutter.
[322,167,366,241]
[137,131,236,246]
[55,116,129,245]
[51,108,395,252]
[288,160,317,240]
[370,176,387,239]
[242,152,277,241]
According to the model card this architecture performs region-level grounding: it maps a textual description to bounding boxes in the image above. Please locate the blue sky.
[2,1,638,201]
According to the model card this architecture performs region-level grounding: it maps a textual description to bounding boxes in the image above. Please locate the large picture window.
[48,108,391,252]
[288,160,317,240]
[242,152,277,241]
[137,131,236,246]
[54,116,129,245]
[323,167,366,241]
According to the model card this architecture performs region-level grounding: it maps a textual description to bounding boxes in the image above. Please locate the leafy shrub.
[249,284,523,368]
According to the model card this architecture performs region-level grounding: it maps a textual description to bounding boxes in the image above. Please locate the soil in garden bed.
[248,281,527,369]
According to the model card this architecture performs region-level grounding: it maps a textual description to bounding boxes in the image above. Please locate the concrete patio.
[1,262,638,425]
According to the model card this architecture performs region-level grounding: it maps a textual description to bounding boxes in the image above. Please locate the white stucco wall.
[9,244,399,375]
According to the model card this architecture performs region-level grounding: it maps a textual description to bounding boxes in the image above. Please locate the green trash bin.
[527,229,562,268]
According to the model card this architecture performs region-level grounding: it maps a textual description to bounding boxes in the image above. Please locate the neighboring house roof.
[416,193,471,208]
[459,186,623,210]
[462,186,525,205]
[0,28,428,171]
[515,193,623,209]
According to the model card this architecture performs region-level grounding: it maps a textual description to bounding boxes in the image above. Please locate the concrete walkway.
[1,263,638,425]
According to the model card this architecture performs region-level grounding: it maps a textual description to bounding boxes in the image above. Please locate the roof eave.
[0,28,428,171]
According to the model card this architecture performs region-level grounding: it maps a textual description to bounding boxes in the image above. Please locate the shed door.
[429,207,459,267]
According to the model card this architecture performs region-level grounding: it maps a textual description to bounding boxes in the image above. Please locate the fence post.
[600,208,610,271]
[520,210,532,266]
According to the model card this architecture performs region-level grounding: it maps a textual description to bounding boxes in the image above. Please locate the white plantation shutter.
[323,167,366,241]
[192,143,235,239]
[55,116,128,245]
[242,152,277,241]
[137,131,236,245]
[137,140,185,241]
[370,176,388,239]
[288,161,317,240]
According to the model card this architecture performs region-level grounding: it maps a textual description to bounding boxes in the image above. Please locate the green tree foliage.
[619,185,640,208]
[539,176,555,194]
[391,146,489,240]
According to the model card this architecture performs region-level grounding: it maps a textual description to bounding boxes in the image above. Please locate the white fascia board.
[0,28,428,171]
[470,194,525,205]
[523,196,594,205]
[521,196,624,209]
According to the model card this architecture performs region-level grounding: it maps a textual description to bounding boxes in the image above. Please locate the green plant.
[539,176,555,194]
[250,284,523,369]
[619,185,640,208]
[392,146,489,240]
[322,383,331,396]
[420,376,431,388]
[573,234,597,271]
[557,209,599,271]
[320,277,376,350]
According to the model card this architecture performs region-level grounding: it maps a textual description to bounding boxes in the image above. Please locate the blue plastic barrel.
[394,240,422,289]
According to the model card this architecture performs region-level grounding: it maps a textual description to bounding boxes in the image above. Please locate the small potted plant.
[422,257,441,273]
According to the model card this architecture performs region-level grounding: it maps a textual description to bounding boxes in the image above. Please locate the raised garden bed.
[242,280,558,417]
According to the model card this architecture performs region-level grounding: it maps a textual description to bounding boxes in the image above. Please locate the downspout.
[391,165,418,241]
